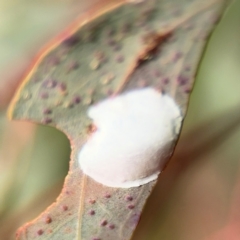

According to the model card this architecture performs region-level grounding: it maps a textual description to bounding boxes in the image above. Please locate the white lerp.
[78,88,182,188]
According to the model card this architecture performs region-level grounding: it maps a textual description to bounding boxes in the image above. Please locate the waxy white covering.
[78,88,182,188]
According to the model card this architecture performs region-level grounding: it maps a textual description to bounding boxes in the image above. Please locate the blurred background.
[0,0,240,239]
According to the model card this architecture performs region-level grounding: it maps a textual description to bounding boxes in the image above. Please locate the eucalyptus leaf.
[8,0,230,239]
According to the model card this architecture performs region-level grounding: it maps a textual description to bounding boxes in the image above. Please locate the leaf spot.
[104,193,111,199]
[43,108,52,115]
[89,210,96,216]
[126,196,133,201]
[37,229,44,236]
[108,224,115,230]
[89,199,96,204]
[45,216,52,224]
[100,220,108,226]
[128,205,135,210]
[61,205,68,211]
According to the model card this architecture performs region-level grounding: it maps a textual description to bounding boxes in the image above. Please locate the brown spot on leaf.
[89,199,96,204]
[87,124,97,134]
[45,216,52,224]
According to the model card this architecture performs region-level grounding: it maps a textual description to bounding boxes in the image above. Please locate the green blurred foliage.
[0,0,239,239]
[0,116,71,239]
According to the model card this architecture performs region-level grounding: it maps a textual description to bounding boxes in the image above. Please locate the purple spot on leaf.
[100,220,108,226]
[43,108,52,115]
[89,210,95,216]
[72,95,81,104]
[126,196,133,201]
[42,79,57,89]
[173,52,183,62]
[108,224,115,230]
[62,35,80,46]
[178,76,188,85]
[162,77,169,84]
[62,205,68,211]
[105,194,111,198]
[37,229,44,236]
[128,205,135,210]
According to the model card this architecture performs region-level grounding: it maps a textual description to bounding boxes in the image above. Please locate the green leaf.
[8,0,229,239]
